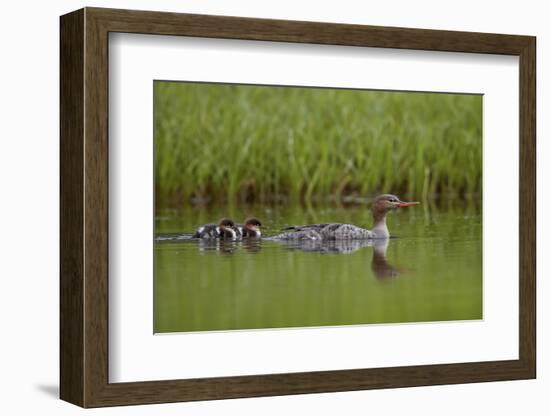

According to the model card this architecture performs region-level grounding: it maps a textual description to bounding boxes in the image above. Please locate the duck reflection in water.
[196,238,262,254]
[277,238,404,280]
[157,233,403,278]
[369,239,402,280]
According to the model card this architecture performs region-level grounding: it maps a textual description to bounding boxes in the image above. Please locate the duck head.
[243,217,262,237]
[218,218,237,239]
[372,194,420,213]
[371,194,419,238]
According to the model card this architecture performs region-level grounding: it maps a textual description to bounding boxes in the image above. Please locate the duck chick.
[237,218,263,238]
[192,218,238,240]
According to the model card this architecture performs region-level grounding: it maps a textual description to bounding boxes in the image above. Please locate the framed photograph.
[60,7,536,407]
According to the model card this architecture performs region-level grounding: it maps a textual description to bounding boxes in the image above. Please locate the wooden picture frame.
[60,7,536,408]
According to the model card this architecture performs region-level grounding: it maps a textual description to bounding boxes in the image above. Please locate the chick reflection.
[275,238,405,280]
[196,239,239,255]
[241,238,262,254]
[195,238,262,255]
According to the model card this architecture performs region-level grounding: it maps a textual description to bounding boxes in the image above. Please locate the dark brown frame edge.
[60,7,536,408]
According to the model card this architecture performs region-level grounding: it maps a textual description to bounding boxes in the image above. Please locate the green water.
[154,202,482,333]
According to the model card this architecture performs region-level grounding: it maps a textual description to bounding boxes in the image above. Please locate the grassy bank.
[155,82,482,207]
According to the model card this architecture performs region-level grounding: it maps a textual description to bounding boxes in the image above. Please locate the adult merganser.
[273,194,419,240]
[192,218,238,240]
[236,218,263,238]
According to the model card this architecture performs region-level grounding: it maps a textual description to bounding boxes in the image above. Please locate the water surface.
[154,202,482,333]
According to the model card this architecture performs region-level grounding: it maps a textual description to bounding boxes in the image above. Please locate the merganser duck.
[236,218,263,238]
[273,194,419,240]
[192,218,238,240]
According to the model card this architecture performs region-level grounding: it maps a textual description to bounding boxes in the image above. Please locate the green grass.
[154,82,482,207]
